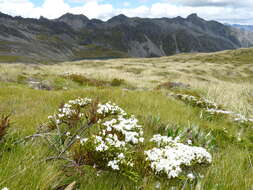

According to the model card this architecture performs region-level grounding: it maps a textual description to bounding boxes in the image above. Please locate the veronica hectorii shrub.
[43,97,144,177]
[144,134,212,179]
[170,93,221,110]
[170,93,253,126]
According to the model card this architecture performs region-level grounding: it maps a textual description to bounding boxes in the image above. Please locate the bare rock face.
[0,12,252,63]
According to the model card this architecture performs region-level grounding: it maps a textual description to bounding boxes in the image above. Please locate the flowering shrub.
[72,103,144,174]
[171,93,253,127]
[170,93,221,110]
[42,97,144,178]
[39,97,213,181]
[144,134,212,179]
[205,109,253,126]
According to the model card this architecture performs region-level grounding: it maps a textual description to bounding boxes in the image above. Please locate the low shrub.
[145,134,212,179]
[170,92,253,127]
[36,97,212,181]
[63,73,107,87]
[0,114,11,141]
[110,78,125,87]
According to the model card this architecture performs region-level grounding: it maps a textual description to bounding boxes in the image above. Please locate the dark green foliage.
[110,78,125,87]
[64,74,107,87]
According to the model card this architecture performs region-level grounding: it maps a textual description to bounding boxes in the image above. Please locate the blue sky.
[0,0,253,24]
[32,0,159,8]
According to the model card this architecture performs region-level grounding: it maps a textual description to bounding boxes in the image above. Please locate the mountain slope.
[0,12,252,63]
[232,24,253,31]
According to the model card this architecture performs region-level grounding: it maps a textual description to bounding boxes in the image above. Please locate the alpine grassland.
[0,48,253,190]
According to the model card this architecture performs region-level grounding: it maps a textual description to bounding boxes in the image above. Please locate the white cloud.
[169,0,253,8]
[0,0,253,24]
[71,2,114,19]
[123,2,131,7]
[118,5,150,17]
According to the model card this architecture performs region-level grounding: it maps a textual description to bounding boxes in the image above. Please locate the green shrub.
[110,78,125,87]
[17,74,28,84]
[64,74,107,87]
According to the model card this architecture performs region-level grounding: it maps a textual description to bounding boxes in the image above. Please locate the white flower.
[2,188,9,190]
[95,142,108,152]
[145,134,212,179]
[187,173,195,180]
[76,135,80,139]
[127,161,134,167]
[66,132,71,136]
[108,160,120,170]
[80,138,88,145]
[187,140,192,145]
[117,153,125,159]
[155,182,161,189]
[58,114,65,118]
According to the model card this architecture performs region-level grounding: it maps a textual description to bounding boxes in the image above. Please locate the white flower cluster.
[100,115,144,144]
[206,109,253,125]
[47,97,91,124]
[171,93,218,109]
[107,153,130,170]
[1,188,9,190]
[97,102,126,116]
[171,93,253,126]
[80,101,144,171]
[206,109,234,115]
[233,113,253,124]
[68,97,92,107]
[145,134,212,179]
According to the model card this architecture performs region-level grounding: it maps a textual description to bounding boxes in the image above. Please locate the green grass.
[0,48,253,189]
[36,34,62,43]
[0,55,22,63]
[0,81,252,189]
[175,48,253,65]
[74,45,129,59]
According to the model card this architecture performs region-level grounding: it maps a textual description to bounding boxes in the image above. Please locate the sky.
[0,0,253,24]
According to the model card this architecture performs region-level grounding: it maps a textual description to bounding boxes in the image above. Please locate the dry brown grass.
[0,48,253,114]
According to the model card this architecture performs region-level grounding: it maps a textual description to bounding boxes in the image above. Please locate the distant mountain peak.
[56,13,89,30]
[187,13,198,18]
[108,14,129,22]
[58,13,89,21]
[0,11,12,18]
[187,13,203,21]
[39,16,48,20]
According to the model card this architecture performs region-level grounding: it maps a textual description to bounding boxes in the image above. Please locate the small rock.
[28,80,52,90]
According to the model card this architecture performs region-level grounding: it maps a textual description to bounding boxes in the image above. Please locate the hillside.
[0,48,253,189]
[0,12,253,63]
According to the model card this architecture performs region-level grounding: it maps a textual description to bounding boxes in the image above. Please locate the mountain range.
[232,24,253,31]
[0,12,253,63]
